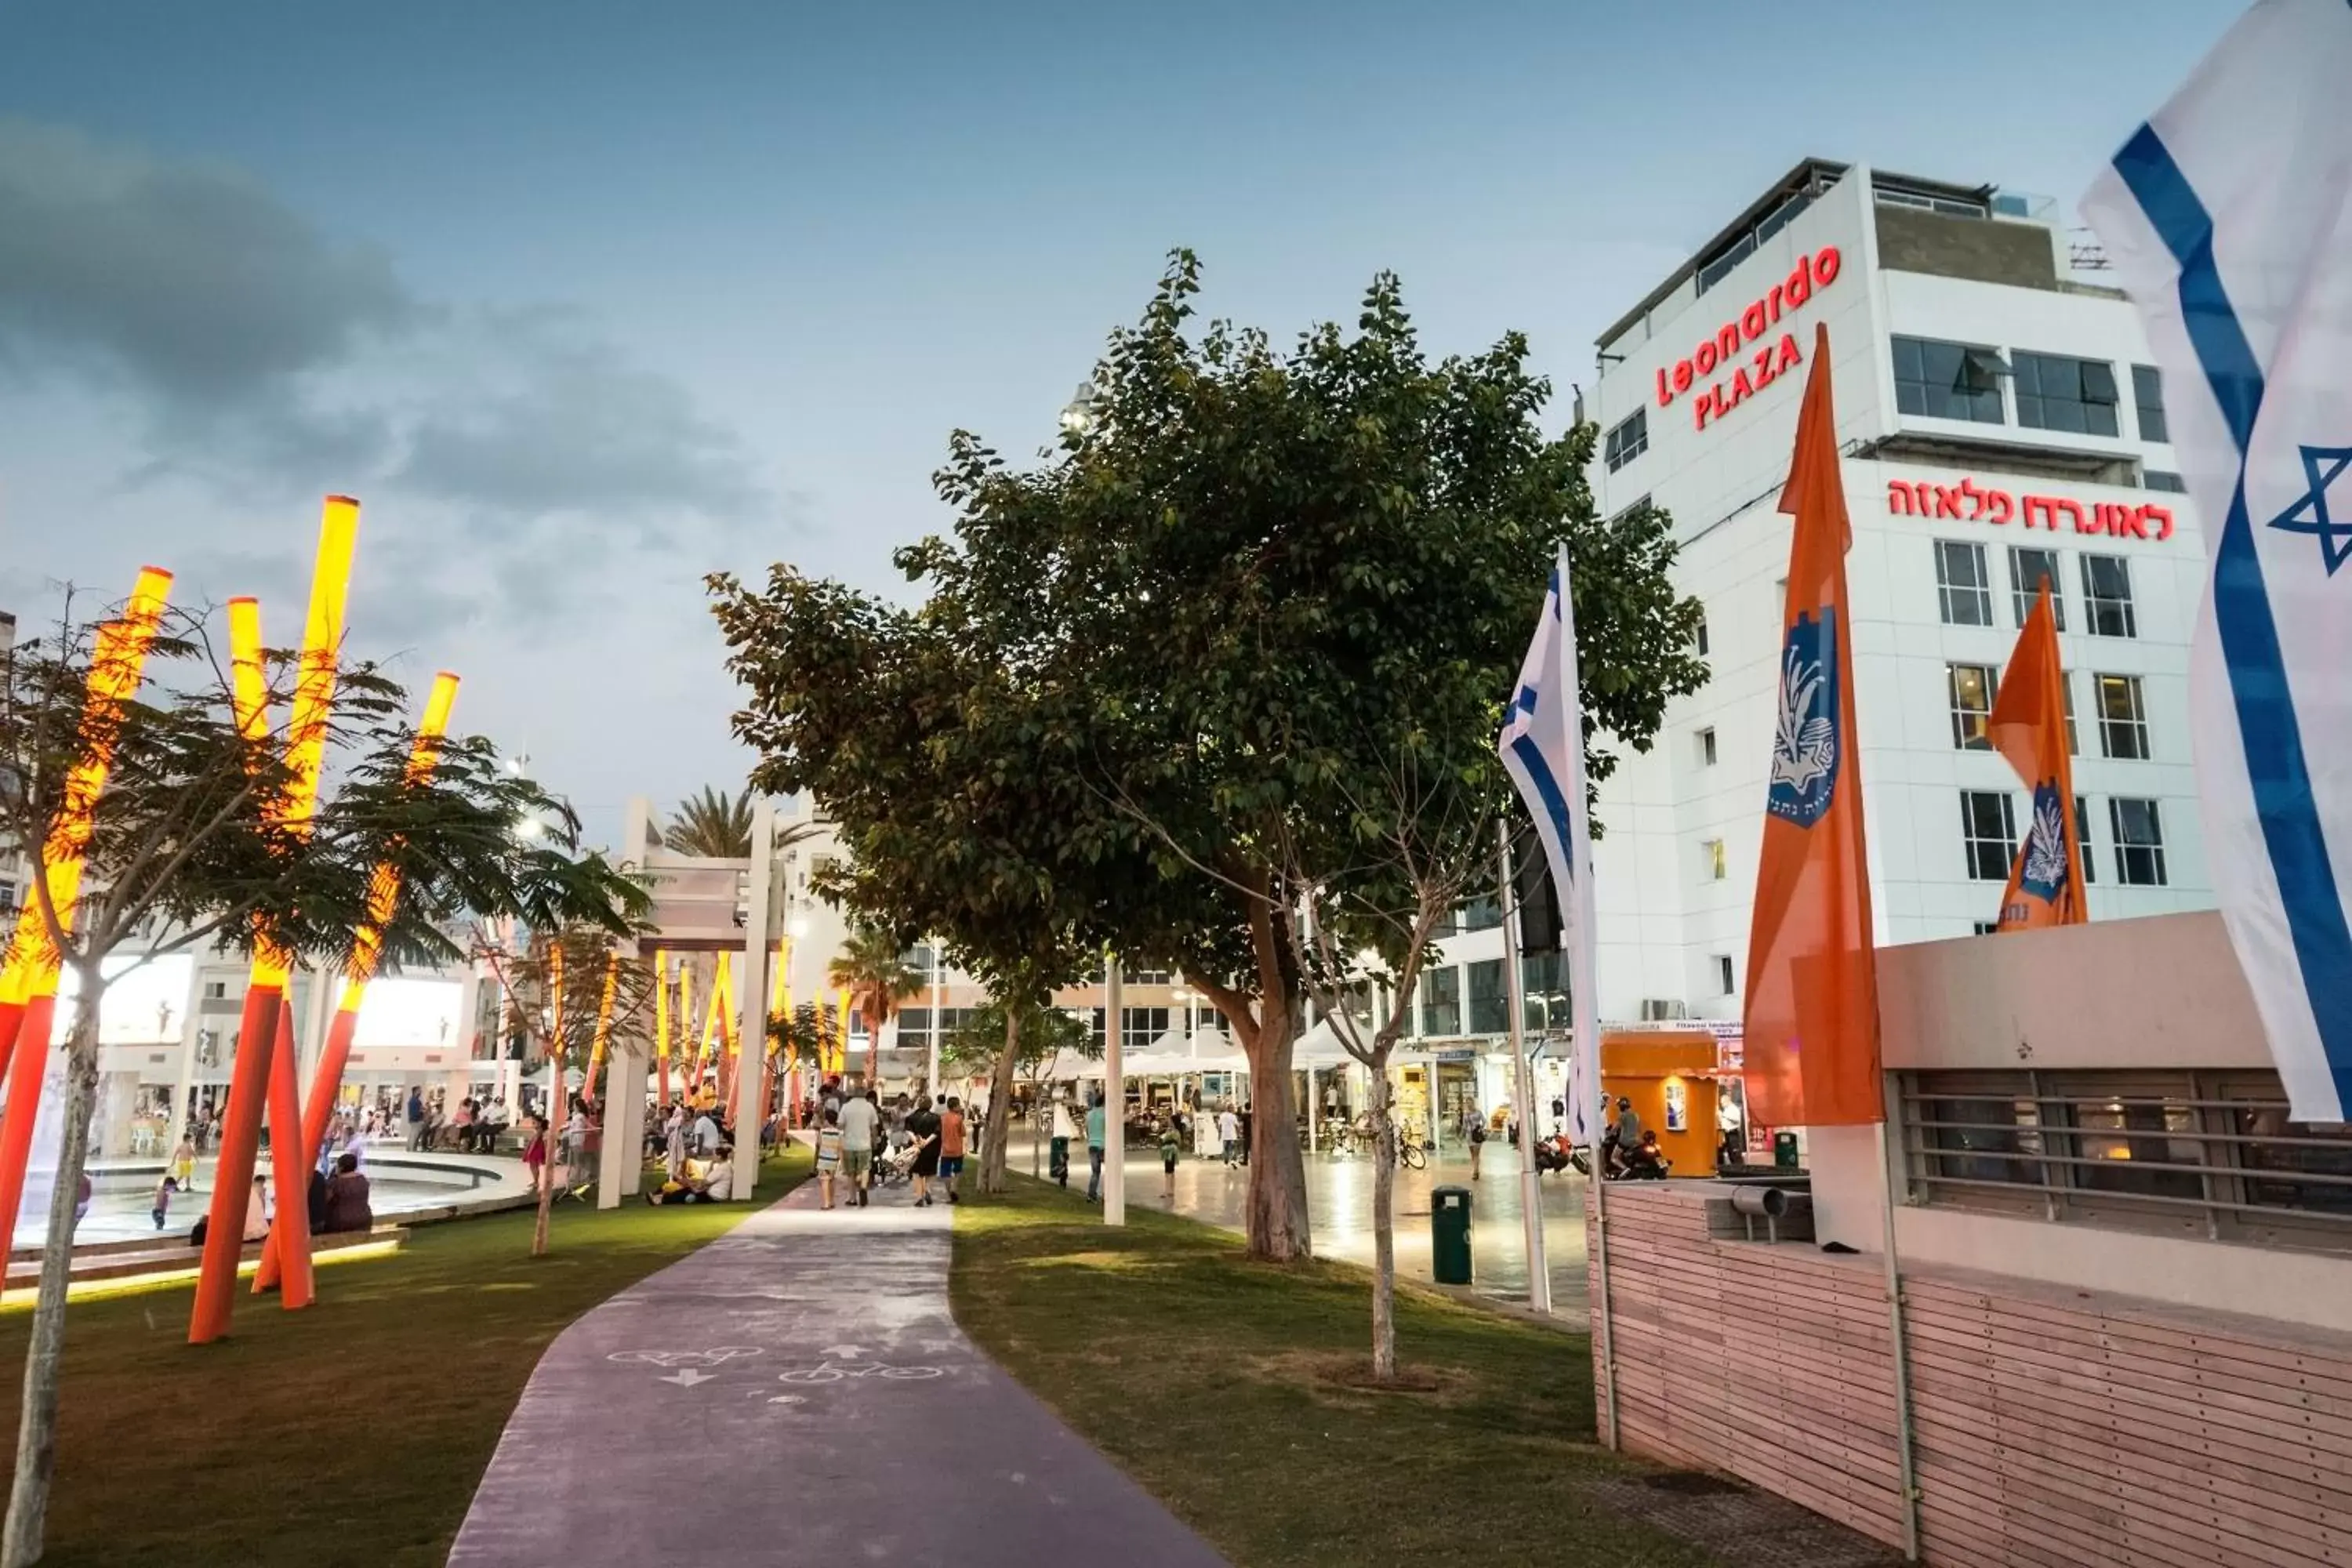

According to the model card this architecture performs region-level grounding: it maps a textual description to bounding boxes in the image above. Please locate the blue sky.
[0,0,2238,844]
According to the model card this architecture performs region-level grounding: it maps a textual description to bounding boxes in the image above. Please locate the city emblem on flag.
[2012,782,2073,917]
[1767,609,1839,826]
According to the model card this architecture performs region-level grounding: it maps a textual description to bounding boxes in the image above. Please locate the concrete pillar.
[733,796,776,1200]
[599,1043,649,1207]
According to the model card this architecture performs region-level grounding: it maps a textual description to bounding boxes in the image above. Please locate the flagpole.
[1877,1111,1922,1561]
[1554,541,1618,1449]
[1497,820,1550,1316]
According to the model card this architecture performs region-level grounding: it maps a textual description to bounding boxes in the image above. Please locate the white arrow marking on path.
[660,1369,713,1388]
[821,1344,866,1359]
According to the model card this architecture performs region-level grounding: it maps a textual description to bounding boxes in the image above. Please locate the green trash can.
[1773,1131,1801,1171]
[1432,1185,1473,1285]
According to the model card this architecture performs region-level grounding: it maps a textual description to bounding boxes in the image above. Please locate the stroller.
[876,1130,919,1187]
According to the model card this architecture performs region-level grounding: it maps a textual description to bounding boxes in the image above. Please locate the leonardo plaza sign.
[1652,247,1843,432]
[1884,477,2178,543]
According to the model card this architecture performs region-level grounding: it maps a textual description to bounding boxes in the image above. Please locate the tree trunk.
[1368,1051,1398,1382]
[531,1131,553,1256]
[2,991,100,1568]
[978,1011,1021,1196]
[1241,985,1312,1263]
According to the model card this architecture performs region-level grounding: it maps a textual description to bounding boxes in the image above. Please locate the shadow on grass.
[949,1175,1722,1568]
[0,1145,810,1568]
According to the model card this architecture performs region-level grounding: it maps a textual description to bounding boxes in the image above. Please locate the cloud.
[0,119,784,624]
[394,307,766,527]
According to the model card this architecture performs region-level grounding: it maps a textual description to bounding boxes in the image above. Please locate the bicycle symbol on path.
[608,1346,765,1388]
[772,1345,945,1388]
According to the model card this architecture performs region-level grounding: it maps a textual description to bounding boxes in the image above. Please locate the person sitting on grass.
[644,1150,734,1205]
[322,1152,372,1234]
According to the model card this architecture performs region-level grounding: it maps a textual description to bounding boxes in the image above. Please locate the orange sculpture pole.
[583,953,618,1103]
[835,987,852,1080]
[192,496,357,1343]
[677,963,698,1100]
[256,671,456,1291]
[653,949,672,1112]
[0,568,172,1254]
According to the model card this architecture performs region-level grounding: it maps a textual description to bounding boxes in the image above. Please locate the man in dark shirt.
[905,1095,943,1208]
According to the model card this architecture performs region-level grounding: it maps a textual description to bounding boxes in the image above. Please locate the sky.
[0,0,2239,848]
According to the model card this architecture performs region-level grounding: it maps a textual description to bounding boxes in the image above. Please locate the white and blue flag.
[2084,0,2352,1122]
[1499,545,1603,1145]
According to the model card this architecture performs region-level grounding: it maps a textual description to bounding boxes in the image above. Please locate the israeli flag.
[1499,545,1602,1145]
[2084,0,2352,1122]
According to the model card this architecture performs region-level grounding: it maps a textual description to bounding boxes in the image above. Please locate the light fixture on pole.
[1059,379,1098,436]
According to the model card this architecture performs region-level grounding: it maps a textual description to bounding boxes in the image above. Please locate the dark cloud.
[394,307,766,527]
[0,121,419,409]
[0,119,782,601]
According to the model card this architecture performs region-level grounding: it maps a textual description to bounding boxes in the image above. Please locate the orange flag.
[1743,324,1882,1128]
[1989,582,2088,931]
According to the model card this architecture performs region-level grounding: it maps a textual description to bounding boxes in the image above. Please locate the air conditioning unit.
[1639,998,1688,1022]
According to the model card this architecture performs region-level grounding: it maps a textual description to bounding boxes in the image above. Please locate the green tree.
[713,253,1701,1254]
[491,927,659,1254]
[766,999,843,1083]
[825,921,924,1084]
[0,587,647,1567]
[663,784,753,856]
[938,994,1094,1180]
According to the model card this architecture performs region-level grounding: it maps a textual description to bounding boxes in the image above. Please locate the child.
[169,1134,198,1194]
[1159,1118,1181,1200]
[815,1107,844,1210]
[151,1174,177,1232]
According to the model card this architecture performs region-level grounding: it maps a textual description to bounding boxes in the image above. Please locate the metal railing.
[1896,1069,2352,1253]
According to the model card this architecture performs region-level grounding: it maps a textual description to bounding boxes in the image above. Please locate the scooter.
[1532,1134,1589,1177]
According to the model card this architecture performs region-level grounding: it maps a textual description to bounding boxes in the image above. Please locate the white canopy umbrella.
[1293,1017,1360,1069]
[1184,1025,1250,1073]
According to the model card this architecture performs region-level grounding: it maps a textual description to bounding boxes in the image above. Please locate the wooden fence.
[1592,1181,2352,1567]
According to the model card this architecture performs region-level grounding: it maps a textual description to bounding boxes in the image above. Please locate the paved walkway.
[1001,1129,1592,1312]
[448,1180,1229,1567]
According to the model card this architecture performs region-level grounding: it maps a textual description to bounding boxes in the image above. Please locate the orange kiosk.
[1599,1029,1723,1175]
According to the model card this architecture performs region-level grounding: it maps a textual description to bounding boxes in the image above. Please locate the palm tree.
[827,924,924,1085]
[665,786,753,857]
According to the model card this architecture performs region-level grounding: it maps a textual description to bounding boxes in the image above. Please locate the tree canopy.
[662,785,753,857]
[711,251,1704,1254]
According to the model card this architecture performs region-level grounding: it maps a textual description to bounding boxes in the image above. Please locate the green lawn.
[950,1178,1720,1568]
[0,1145,808,1568]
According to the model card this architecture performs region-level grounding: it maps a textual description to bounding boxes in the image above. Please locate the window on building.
[1948,662,1998,750]
[2095,674,2150,760]
[1712,954,1736,996]
[1098,1007,1171,1051]
[1457,894,1502,933]
[1700,838,1727,881]
[1973,921,2000,936]
[2110,797,2168,886]
[0,880,14,915]
[2082,554,2137,638]
[1522,950,1570,1032]
[1693,610,1709,658]
[2062,671,2078,755]
[1936,539,1994,626]
[1127,967,1173,985]
[1960,790,2017,881]
[2076,796,2096,884]
[1419,966,1461,1036]
[2132,364,2169,444]
[1467,960,1508,1034]
[204,981,227,1000]
[1892,336,2006,423]
[897,1007,931,1044]
[2013,350,2121,437]
[1697,727,1717,767]
[2009,546,2067,630]
[1604,408,1649,473]
[2144,470,2188,494]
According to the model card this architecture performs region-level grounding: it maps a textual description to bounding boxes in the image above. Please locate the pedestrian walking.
[1468,1105,1488,1181]
[906,1094,942,1207]
[938,1096,967,1203]
[151,1175,177,1232]
[837,1088,879,1207]
[1159,1118,1180,1200]
[1217,1103,1240,1167]
[815,1109,844,1209]
[1084,1092,1109,1203]
[1049,1096,1076,1187]
[405,1086,426,1151]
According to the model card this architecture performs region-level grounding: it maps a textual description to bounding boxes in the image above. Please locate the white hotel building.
[1423,156,2215,1073]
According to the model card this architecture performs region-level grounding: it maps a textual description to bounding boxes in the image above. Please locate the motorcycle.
[1533,1134,1588,1177]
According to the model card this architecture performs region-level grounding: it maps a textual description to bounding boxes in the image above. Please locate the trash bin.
[1432,1185,1473,1285]
[1773,1131,1801,1171]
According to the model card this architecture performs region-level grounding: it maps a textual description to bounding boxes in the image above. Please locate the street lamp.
[1059,380,1098,436]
